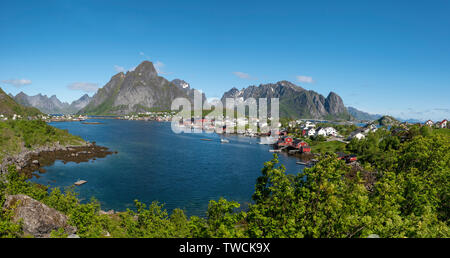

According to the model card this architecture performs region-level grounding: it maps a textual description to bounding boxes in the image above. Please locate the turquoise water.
[30,119,302,216]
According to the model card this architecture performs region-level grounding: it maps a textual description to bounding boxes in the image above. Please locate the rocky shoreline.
[0,141,116,178]
[0,141,118,238]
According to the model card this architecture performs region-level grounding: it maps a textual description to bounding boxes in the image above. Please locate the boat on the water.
[296,160,316,167]
[74,180,87,186]
[221,139,230,143]
[200,138,213,141]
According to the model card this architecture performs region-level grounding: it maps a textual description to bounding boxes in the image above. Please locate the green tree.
[206,198,245,237]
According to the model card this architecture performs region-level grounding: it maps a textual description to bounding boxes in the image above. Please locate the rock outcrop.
[0,141,112,178]
[171,79,207,104]
[3,194,76,238]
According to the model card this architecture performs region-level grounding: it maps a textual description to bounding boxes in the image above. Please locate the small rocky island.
[0,141,115,178]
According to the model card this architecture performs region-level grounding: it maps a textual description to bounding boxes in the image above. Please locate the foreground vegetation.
[306,137,347,154]
[0,120,85,160]
[1,123,448,238]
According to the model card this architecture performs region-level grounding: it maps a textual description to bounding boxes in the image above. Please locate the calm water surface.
[30,119,302,216]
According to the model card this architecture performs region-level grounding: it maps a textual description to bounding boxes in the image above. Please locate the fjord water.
[30,119,301,216]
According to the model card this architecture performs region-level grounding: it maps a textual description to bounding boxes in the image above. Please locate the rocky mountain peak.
[221,81,350,120]
[277,80,294,87]
[16,91,27,97]
[325,91,346,115]
[222,87,241,99]
[326,91,339,99]
[112,72,125,79]
[78,61,204,115]
[131,61,158,78]
[171,79,190,89]
[70,94,92,110]
[79,94,90,100]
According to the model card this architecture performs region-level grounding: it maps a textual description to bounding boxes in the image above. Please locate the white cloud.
[1,78,32,87]
[154,61,169,75]
[67,82,99,93]
[393,108,450,122]
[296,75,314,83]
[139,52,145,56]
[233,72,251,79]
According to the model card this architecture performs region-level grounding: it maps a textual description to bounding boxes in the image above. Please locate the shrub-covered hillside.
[0,120,85,160]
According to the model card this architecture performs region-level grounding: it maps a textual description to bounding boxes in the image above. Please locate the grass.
[314,123,359,137]
[433,128,450,137]
[310,140,347,154]
[0,120,85,160]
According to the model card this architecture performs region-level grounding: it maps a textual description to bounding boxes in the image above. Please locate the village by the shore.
[2,110,448,171]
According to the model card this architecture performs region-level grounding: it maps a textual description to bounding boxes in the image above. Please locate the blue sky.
[0,0,449,121]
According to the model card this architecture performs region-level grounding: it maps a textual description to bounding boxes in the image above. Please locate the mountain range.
[12,92,91,114]
[221,81,351,120]
[347,106,382,121]
[3,60,371,120]
[0,88,42,117]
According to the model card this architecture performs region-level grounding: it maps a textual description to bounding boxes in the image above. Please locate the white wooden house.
[315,127,327,136]
[353,132,366,140]
[307,128,316,136]
[324,127,338,136]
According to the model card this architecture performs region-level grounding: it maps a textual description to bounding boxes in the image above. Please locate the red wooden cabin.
[278,137,294,147]
[346,155,357,162]
[300,146,311,153]
[294,141,308,149]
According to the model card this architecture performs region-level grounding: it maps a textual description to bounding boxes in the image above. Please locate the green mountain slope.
[375,115,400,126]
[0,88,42,117]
